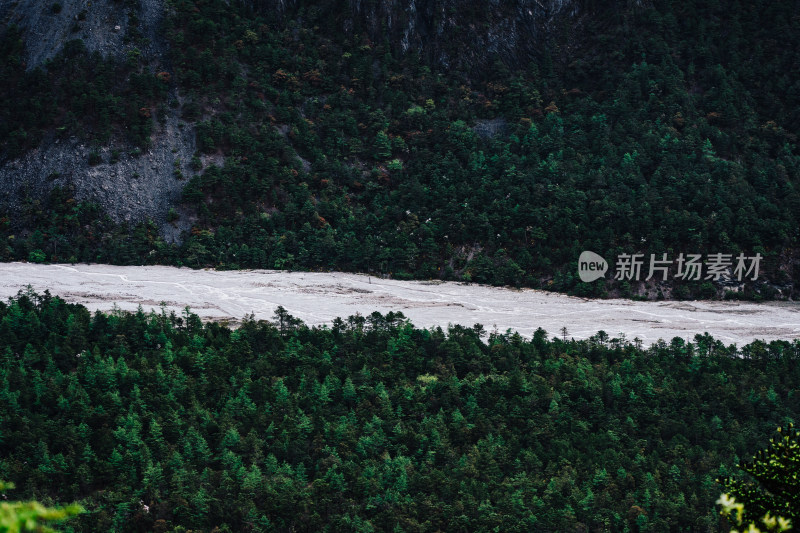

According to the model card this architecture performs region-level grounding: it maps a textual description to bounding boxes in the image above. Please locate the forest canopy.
[0,290,798,531]
[0,0,799,299]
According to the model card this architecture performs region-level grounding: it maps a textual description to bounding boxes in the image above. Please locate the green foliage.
[0,24,165,157]
[0,291,799,531]
[373,131,392,160]
[386,158,403,171]
[27,250,46,263]
[720,424,800,525]
[0,481,83,532]
[157,0,798,296]
[717,493,791,533]
[0,186,176,266]
[2,0,800,299]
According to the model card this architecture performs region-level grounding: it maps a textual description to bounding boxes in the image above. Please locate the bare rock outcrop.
[0,0,196,240]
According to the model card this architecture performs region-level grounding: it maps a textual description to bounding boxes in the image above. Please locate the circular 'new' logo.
[578,251,608,282]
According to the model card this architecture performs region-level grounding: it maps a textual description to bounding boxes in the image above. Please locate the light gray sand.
[2,262,799,346]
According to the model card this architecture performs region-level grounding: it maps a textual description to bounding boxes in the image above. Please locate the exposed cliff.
[0,0,165,69]
[1,113,195,242]
[0,0,797,299]
[0,0,617,227]
[0,0,193,237]
[258,0,592,73]
[0,0,597,231]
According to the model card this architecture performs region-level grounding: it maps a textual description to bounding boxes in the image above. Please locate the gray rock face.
[0,0,601,240]
[0,0,166,69]
[268,0,586,72]
[0,0,196,240]
[0,108,196,241]
[473,118,508,139]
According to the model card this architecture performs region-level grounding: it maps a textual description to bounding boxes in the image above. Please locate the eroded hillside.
[1,0,798,299]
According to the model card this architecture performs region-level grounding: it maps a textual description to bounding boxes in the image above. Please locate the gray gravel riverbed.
[2,262,799,346]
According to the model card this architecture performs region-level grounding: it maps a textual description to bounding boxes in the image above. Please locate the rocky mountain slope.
[0,0,193,237]
[0,0,798,299]
[0,0,589,231]
[259,0,586,72]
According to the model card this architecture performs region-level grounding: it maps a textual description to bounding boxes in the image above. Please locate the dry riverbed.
[1,262,799,346]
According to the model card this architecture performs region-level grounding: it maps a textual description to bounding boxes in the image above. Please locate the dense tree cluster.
[1,0,799,299]
[0,291,799,531]
[164,0,799,298]
[0,186,174,266]
[0,26,166,156]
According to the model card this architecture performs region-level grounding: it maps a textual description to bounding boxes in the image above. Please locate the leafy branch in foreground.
[717,493,791,533]
[719,424,800,529]
[0,481,83,533]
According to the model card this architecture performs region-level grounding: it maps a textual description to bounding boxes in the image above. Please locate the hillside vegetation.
[1,0,799,299]
[0,291,799,531]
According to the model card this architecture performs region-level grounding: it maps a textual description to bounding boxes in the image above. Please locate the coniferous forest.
[2,0,800,530]
[0,0,799,298]
[1,290,799,531]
